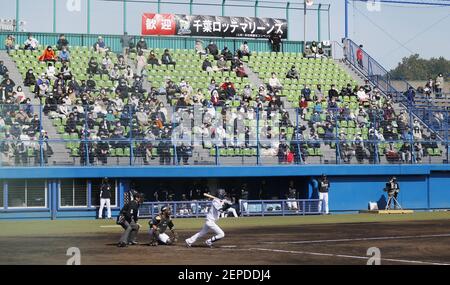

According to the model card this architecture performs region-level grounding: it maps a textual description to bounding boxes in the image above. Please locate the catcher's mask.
[217,189,226,199]
[135,193,144,204]
[161,206,171,215]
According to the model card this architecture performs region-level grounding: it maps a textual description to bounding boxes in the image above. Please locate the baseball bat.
[203,193,217,200]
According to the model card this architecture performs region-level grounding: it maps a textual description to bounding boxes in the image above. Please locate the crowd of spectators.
[1,33,445,166]
[0,63,52,165]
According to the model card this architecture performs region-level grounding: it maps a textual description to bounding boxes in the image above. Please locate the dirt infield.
[1,218,450,265]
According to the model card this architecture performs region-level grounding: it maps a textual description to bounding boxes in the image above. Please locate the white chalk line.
[249,248,450,265]
[100,225,122,228]
[263,233,450,245]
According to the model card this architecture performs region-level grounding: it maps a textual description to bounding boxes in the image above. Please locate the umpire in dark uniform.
[117,193,144,247]
[99,177,112,219]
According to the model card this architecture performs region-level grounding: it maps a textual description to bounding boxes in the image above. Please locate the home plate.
[220,245,237,248]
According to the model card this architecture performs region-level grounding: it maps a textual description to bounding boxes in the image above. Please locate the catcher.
[148,206,178,246]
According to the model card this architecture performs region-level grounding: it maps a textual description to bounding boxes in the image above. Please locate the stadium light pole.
[53,0,56,33]
[222,0,226,16]
[157,0,161,13]
[303,1,307,53]
[87,0,91,34]
[189,0,194,15]
[123,0,127,34]
[286,2,290,40]
[318,3,321,42]
[344,0,348,38]
[15,0,19,32]
[255,0,259,17]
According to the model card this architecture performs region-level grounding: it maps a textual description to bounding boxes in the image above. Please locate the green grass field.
[0,211,449,237]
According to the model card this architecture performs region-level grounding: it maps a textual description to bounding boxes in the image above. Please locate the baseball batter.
[148,206,178,246]
[185,189,232,248]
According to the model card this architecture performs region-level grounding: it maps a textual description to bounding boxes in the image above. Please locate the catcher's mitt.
[170,230,179,244]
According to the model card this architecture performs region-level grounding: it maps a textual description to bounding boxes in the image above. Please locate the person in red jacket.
[299,97,308,119]
[356,44,363,69]
[220,77,236,99]
[39,46,57,62]
[235,63,247,78]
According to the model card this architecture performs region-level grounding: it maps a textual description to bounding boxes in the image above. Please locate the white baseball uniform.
[186,198,225,246]
[148,229,171,244]
[318,192,329,214]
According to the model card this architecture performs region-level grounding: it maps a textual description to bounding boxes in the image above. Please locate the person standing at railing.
[4,34,15,55]
[286,181,298,211]
[269,32,282,53]
[239,184,249,216]
[356,44,363,69]
[435,73,444,97]
[120,32,132,60]
[405,86,415,107]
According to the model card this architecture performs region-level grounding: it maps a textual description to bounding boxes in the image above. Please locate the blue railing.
[343,38,448,139]
[1,104,449,167]
[138,198,324,218]
[0,31,304,54]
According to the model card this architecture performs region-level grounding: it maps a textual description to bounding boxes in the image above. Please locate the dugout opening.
[128,177,313,202]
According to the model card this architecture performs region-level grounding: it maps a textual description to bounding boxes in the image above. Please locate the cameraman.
[385,176,400,209]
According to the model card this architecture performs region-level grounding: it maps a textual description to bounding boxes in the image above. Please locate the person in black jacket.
[23,69,36,87]
[99,177,112,219]
[96,136,110,165]
[117,192,144,247]
[176,143,191,165]
[206,41,219,60]
[269,33,282,52]
[161,49,176,67]
[158,137,172,165]
[56,34,69,51]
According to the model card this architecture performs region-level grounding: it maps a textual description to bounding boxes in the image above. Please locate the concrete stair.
[0,51,70,166]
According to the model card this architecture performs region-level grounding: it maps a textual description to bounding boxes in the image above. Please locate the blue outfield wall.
[0,165,449,219]
[328,175,429,212]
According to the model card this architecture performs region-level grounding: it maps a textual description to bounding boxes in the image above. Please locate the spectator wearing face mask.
[161,49,176,67]
[136,37,148,53]
[39,46,57,63]
[4,35,15,55]
[56,34,69,51]
[135,51,147,77]
[24,34,39,51]
[286,66,299,80]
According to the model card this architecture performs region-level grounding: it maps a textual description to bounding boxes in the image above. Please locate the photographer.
[385,177,400,210]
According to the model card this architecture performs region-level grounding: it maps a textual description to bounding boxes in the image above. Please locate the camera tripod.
[385,195,402,210]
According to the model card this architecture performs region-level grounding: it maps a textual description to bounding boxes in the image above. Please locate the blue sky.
[0,0,449,69]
